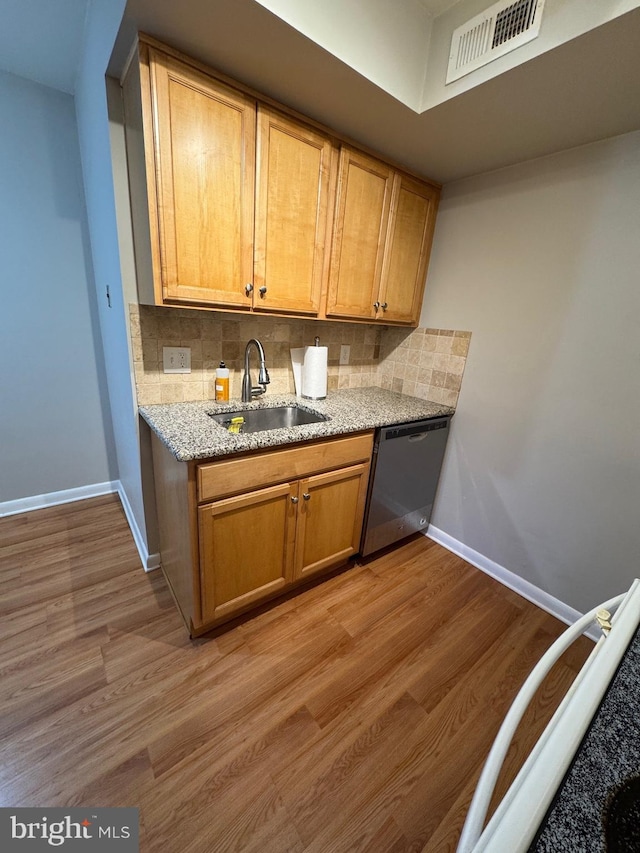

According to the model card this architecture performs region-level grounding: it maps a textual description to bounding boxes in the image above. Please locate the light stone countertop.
[139,387,454,462]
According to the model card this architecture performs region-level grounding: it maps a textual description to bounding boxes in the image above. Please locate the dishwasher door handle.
[408,432,428,442]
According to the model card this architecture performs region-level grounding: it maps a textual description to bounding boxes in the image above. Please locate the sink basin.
[208,405,328,434]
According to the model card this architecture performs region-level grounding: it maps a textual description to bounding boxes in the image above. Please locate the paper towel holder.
[301,336,328,401]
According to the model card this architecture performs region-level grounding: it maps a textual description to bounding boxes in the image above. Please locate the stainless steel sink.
[208,405,328,434]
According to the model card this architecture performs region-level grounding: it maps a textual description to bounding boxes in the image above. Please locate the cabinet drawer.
[197,432,373,503]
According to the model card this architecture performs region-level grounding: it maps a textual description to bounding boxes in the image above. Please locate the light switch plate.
[163,346,191,374]
[339,345,350,365]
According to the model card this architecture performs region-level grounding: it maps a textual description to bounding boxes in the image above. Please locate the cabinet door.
[149,49,256,308]
[294,463,370,580]
[198,482,297,623]
[378,173,439,325]
[254,107,333,315]
[326,147,393,320]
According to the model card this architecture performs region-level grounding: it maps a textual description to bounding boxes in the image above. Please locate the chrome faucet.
[242,339,270,402]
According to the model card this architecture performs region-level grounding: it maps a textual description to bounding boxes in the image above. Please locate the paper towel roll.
[302,346,328,399]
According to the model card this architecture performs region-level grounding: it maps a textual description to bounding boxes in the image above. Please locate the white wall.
[254,0,433,110]
[0,69,116,505]
[74,0,158,566]
[423,0,640,110]
[254,0,639,113]
[421,131,640,612]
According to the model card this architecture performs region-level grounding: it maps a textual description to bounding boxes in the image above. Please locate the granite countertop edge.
[139,387,454,462]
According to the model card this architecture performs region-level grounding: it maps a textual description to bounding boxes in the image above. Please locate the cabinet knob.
[303,493,311,501]
[381,302,388,311]
[373,301,380,310]
[245,283,253,295]
[259,286,267,297]
[291,496,299,504]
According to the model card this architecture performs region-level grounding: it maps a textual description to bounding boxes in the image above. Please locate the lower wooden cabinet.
[151,431,373,635]
[295,464,369,580]
[198,461,369,624]
[198,481,297,624]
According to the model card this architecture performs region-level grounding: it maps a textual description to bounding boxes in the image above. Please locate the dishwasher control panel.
[383,418,449,441]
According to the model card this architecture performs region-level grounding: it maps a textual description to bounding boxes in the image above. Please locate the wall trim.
[115,482,161,573]
[0,481,120,518]
[0,481,161,574]
[426,525,600,642]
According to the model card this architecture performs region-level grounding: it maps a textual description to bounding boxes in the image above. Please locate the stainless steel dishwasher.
[360,416,451,556]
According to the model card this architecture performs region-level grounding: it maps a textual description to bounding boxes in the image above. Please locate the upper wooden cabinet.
[149,50,256,308]
[254,107,333,315]
[326,148,439,325]
[123,37,440,325]
[379,173,440,324]
[326,148,394,321]
[125,44,332,316]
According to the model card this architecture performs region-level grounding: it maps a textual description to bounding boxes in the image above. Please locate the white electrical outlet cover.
[339,345,350,365]
[163,346,191,374]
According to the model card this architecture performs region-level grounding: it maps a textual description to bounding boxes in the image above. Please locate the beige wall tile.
[139,307,158,338]
[440,389,458,407]
[157,312,181,340]
[131,337,143,362]
[447,354,466,375]
[142,339,159,366]
[128,304,470,410]
[160,384,185,403]
[405,364,419,383]
[180,317,201,339]
[445,372,462,392]
[419,350,435,369]
[452,336,471,357]
[435,334,453,353]
[433,352,450,372]
[136,384,162,405]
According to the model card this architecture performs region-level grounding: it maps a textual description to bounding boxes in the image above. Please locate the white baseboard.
[426,525,600,642]
[115,483,161,573]
[0,480,161,574]
[0,481,120,518]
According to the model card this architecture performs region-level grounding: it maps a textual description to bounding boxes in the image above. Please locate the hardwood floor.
[0,494,593,852]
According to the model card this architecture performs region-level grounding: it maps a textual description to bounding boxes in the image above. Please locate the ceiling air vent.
[446,0,545,84]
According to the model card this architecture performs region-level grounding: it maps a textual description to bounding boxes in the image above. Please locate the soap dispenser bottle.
[215,361,230,401]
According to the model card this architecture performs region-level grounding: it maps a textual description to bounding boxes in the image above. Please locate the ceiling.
[1,0,639,184]
[111,0,640,183]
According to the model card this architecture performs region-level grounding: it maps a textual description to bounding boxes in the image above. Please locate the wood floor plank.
[304,568,490,729]
[141,706,318,853]
[277,692,427,845]
[0,496,594,851]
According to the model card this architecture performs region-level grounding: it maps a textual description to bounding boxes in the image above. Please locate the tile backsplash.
[129,304,470,409]
[378,327,471,408]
